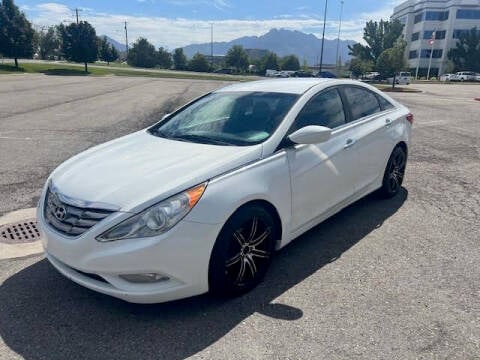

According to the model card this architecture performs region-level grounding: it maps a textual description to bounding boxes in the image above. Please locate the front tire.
[379,146,407,198]
[209,205,276,297]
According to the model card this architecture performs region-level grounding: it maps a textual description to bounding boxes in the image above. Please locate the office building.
[392,0,480,77]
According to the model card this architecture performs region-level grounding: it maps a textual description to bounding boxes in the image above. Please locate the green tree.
[376,40,407,88]
[127,37,157,68]
[260,51,279,73]
[349,58,374,78]
[156,47,172,69]
[173,48,187,70]
[98,36,119,65]
[0,0,35,68]
[280,54,300,71]
[349,19,404,63]
[58,21,98,72]
[188,52,209,72]
[225,45,249,73]
[38,26,60,60]
[447,27,480,72]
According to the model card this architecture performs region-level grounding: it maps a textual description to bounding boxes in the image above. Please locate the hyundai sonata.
[38,79,412,303]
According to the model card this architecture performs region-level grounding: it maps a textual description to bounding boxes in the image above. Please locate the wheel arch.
[228,199,283,248]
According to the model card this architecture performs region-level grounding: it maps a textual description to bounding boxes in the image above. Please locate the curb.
[0,242,43,260]
[0,208,43,260]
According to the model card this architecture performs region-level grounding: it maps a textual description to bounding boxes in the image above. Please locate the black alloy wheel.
[380,146,407,198]
[209,205,276,296]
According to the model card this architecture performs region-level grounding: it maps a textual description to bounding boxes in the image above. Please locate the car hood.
[50,130,263,212]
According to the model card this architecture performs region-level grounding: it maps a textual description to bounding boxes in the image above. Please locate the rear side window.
[291,88,346,132]
[377,94,395,111]
[343,87,381,121]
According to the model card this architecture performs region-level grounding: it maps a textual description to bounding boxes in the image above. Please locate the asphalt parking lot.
[0,76,479,359]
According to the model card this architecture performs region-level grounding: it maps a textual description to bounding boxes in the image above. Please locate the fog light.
[119,273,169,283]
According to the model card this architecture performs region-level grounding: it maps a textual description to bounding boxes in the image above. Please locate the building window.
[414,12,423,23]
[424,30,446,39]
[453,29,480,39]
[411,32,420,41]
[425,11,449,21]
[421,49,443,58]
[409,50,418,59]
[457,9,480,19]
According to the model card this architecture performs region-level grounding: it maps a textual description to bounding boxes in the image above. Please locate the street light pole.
[319,0,328,74]
[335,0,344,74]
[427,31,436,80]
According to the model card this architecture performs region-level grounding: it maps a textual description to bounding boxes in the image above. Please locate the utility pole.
[210,23,214,70]
[335,0,344,74]
[74,8,81,24]
[124,21,129,57]
[319,0,328,74]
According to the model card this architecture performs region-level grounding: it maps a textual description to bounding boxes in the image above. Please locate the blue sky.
[18,0,402,48]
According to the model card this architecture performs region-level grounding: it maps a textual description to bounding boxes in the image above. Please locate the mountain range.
[103,36,127,52]
[183,29,356,65]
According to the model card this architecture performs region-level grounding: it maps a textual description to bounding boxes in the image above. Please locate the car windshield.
[149,91,299,146]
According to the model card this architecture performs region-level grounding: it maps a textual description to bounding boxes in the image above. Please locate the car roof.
[215,78,336,95]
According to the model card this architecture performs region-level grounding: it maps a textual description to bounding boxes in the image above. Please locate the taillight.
[406,113,414,125]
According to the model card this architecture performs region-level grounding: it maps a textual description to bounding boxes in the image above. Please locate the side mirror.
[288,125,332,145]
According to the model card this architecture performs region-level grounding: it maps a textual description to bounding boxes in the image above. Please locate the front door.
[286,88,357,232]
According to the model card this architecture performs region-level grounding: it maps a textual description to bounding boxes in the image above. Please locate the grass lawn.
[0,62,253,81]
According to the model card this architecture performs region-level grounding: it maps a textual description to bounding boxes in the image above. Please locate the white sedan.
[38,79,413,303]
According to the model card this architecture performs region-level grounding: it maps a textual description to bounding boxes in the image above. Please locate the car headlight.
[97,183,207,242]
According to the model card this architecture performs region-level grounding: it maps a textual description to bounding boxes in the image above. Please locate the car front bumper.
[37,200,222,304]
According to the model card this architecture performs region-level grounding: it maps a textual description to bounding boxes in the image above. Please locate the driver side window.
[290,88,346,133]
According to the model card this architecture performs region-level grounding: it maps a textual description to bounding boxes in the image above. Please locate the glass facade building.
[392,0,480,77]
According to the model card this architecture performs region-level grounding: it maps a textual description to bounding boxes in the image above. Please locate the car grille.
[44,188,114,237]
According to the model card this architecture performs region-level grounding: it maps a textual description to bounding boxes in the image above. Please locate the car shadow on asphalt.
[0,189,407,360]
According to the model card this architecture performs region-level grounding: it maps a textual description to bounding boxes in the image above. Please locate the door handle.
[344,138,356,149]
[385,118,392,127]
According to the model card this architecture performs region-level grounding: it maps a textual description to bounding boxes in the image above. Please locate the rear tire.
[209,205,276,297]
[379,146,407,198]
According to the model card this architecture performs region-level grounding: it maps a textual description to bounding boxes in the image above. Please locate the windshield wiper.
[165,133,235,146]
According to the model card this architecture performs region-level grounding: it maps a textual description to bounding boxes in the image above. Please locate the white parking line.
[0,136,33,140]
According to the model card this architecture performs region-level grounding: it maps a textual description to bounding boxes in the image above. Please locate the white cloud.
[29,1,399,49]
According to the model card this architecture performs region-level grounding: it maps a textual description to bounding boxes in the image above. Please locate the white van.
[388,72,411,85]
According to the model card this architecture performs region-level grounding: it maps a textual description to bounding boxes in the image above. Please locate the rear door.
[339,86,397,193]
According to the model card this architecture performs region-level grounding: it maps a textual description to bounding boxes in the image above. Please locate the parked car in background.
[453,71,476,82]
[475,73,480,82]
[265,69,280,77]
[388,72,411,85]
[363,71,380,80]
[317,71,337,78]
[38,78,412,304]
[265,70,294,78]
[440,73,455,82]
[292,70,314,78]
[213,68,233,75]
